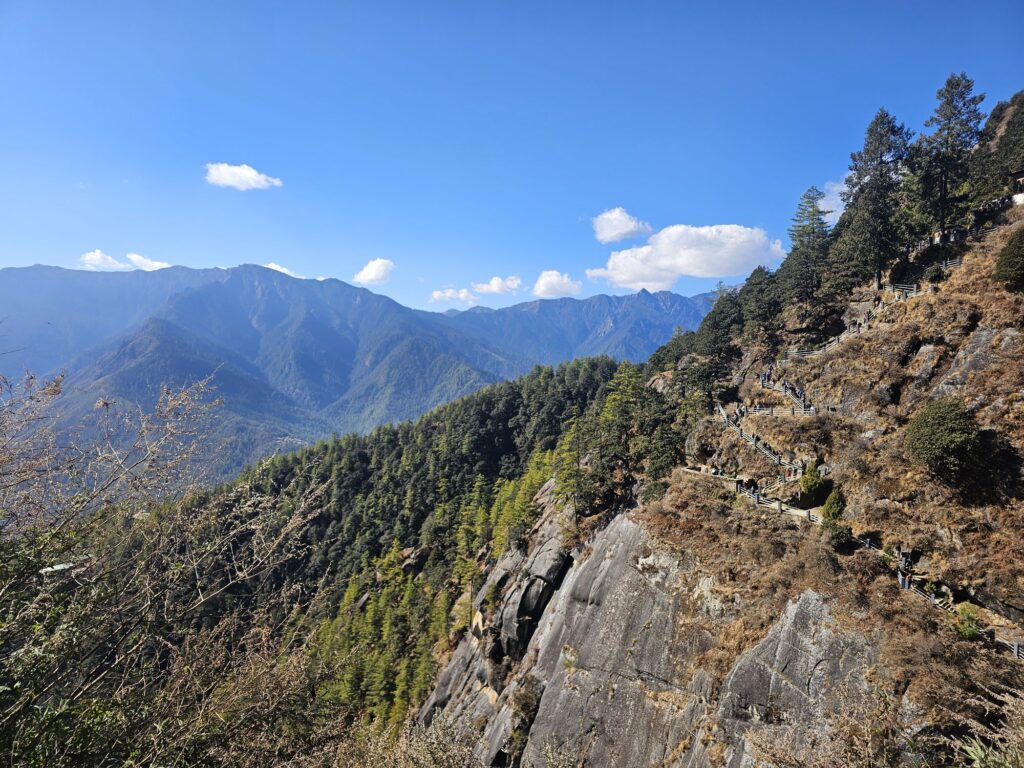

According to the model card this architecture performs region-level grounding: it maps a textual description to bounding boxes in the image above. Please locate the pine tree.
[788,185,832,252]
[738,265,780,340]
[826,109,913,296]
[778,187,831,303]
[920,72,986,231]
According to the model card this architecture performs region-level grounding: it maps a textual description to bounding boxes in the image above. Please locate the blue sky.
[1,1,1021,309]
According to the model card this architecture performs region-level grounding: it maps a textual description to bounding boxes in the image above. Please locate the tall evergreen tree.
[738,265,781,341]
[787,185,832,252]
[826,108,913,296]
[919,72,986,231]
[777,187,831,303]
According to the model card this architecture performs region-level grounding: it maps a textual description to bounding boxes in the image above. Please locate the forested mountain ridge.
[0,263,712,474]
[5,75,1024,767]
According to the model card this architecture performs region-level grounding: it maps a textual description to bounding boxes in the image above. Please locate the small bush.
[819,488,851,548]
[822,520,853,549]
[511,675,543,724]
[905,398,982,478]
[508,675,544,757]
[993,227,1024,290]
[951,603,983,640]
[800,461,831,504]
[922,264,945,284]
[821,488,846,522]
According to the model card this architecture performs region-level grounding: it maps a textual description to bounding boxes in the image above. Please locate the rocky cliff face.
[422,482,875,767]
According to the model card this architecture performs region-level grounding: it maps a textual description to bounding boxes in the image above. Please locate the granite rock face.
[716,590,875,767]
[422,482,875,767]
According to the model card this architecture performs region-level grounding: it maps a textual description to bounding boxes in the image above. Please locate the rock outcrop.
[423,484,875,767]
[716,590,874,767]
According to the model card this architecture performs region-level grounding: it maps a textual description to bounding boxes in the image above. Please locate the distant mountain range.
[0,264,714,474]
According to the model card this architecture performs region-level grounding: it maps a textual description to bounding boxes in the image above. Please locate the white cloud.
[586,224,784,291]
[533,270,582,298]
[472,275,521,294]
[205,162,283,191]
[79,249,131,271]
[431,287,478,304]
[126,252,170,271]
[592,207,652,244]
[820,179,846,226]
[265,262,303,278]
[352,258,395,286]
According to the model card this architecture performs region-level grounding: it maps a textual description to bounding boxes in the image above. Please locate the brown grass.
[721,221,1024,621]
[638,471,1024,731]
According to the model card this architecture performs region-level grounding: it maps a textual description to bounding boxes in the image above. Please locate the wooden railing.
[716,403,804,474]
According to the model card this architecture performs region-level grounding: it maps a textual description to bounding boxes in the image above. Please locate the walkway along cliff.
[421,208,1024,765]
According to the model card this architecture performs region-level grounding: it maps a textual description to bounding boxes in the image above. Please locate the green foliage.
[738,265,781,341]
[511,675,543,724]
[905,398,982,478]
[922,264,945,284]
[641,480,669,503]
[799,461,831,504]
[821,488,846,522]
[482,581,501,617]
[824,109,913,300]
[820,488,851,548]
[951,603,983,640]
[956,737,1024,768]
[821,519,853,549]
[507,675,544,758]
[788,185,833,252]
[250,357,616,722]
[777,187,831,304]
[971,89,1024,204]
[994,227,1024,291]
[917,72,986,230]
[490,451,555,555]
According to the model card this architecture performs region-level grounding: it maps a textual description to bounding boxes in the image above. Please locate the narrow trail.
[698,222,1024,661]
[683,465,1024,661]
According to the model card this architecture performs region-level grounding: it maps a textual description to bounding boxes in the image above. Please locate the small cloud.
[533,270,582,298]
[586,223,784,291]
[205,162,283,191]
[820,179,846,226]
[592,207,652,244]
[472,275,521,294]
[265,262,303,278]
[352,258,395,286]
[431,287,478,305]
[126,252,170,271]
[79,249,131,271]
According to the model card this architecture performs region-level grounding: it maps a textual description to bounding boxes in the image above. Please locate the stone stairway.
[715,402,804,475]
